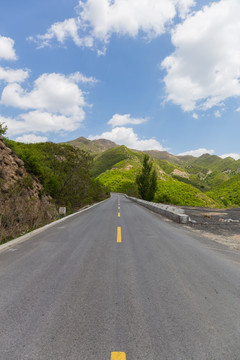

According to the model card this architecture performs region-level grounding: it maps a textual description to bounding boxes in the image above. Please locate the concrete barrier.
[125,196,189,224]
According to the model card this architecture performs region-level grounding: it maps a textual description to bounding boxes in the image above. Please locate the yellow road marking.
[117,226,122,243]
[118,212,120,217]
[111,352,126,360]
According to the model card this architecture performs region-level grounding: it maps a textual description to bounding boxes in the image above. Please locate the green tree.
[136,154,157,201]
[0,123,7,136]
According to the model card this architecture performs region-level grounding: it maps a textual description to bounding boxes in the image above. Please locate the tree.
[0,123,7,136]
[136,154,157,201]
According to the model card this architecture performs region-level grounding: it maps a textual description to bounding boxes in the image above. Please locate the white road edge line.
[0,198,110,253]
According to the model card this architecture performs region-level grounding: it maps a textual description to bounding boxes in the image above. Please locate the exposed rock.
[0,138,57,243]
[172,168,190,178]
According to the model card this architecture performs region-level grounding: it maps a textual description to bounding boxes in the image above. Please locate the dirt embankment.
[182,206,240,250]
[0,137,57,243]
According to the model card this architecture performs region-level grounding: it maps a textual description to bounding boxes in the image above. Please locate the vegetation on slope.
[92,145,143,177]
[206,173,240,207]
[0,137,57,243]
[97,168,138,196]
[3,133,237,211]
[94,146,220,208]
[187,154,240,172]
[65,137,240,208]
[5,140,109,213]
[155,179,219,208]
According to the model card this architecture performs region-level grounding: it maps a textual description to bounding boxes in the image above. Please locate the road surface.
[1,194,240,359]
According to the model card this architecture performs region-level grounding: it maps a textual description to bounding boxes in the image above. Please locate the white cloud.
[88,126,165,151]
[0,71,95,136]
[1,72,86,120]
[0,35,17,60]
[162,0,240,111]
[1,111,82,136]
[0,67,29,83]
[108,113,147,127]
[178,148,215,157]
[31,18,93,48]
[31,0,195,50]
[214,110,221,118]
[220,153,240,160]
[69,71,97,84]
[192,112,198,119]
[15,134,48,143]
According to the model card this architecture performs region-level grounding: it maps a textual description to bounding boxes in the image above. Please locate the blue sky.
[0,0,240,159]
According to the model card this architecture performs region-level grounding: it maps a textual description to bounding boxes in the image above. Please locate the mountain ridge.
[66,137,240,208]
[67,136,240,164]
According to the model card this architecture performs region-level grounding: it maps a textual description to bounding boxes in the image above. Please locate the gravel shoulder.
[181,206,240,250]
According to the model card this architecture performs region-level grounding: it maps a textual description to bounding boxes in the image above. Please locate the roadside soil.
[181,206,240,250]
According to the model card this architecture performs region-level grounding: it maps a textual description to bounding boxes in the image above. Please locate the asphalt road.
[1,194,240,360]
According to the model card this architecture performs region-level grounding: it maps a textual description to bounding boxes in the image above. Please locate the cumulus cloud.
[0,35,17,60]
[1,72,86,120]
[192,112,198,119]
[31,0,195,50]
[0,71,95,136]
[30,18,93,49]
[220,153,240,160]
[108,113,147,127]
[89,126,165,151]
[15,134,48,143]
[177,148,215,157]
[1,111,83,136]
[162,0,240,111]
[214,110,222,118]
[0,67,29,83]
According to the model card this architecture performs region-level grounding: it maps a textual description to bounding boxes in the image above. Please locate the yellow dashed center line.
[117,226,122,243]
[118,212,120,217]
[111,352,126,360]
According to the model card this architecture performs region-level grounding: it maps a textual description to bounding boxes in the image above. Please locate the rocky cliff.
[0,137,57,243]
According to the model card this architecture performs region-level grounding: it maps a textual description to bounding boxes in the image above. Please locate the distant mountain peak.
[66,137,118,155]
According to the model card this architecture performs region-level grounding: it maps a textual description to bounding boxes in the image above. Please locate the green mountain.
[0,137,57,243]
[4,139,110,213]
[64,137,240,208]
[207,173,240,207]
[66,137,117,155]
[91,145,144,177]
[2,133,238,244]
[145,150,240,193]
[144,150,181,164]
[90,145,220,207]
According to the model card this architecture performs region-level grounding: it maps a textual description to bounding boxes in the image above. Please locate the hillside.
[68,137,240,196]
[206,173,240,207]
[1,138,110,243]
[0,137,57,243]
[5,139,110,210]
[91,145,144,177]
[2,132,238,243]
[144,150,182,164]
[92,145,220,207]
[64,136,240,208]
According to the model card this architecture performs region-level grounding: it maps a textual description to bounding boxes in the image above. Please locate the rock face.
[0,137,57,243]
